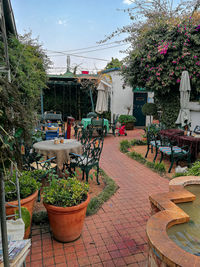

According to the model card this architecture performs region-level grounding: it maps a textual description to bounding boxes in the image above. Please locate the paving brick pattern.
[27,129,169,266]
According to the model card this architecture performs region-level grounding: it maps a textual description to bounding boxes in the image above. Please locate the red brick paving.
[28,129,169,266]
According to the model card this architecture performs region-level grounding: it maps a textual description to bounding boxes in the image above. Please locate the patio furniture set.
[145,128,200,173]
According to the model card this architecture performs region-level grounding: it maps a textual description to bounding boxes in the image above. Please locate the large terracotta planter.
[125,122,134,130]
[6,190,38,239]
[43,194,90,242]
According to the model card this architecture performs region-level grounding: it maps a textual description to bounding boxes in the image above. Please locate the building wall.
[188,102,200,130]
[109,70,133,121]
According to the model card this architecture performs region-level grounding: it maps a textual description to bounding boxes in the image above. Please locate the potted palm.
[5,170,41,238]
[118,115,136,130]
[43,176,89,242]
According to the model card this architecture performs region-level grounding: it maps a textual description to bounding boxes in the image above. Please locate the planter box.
[125,122,134,130]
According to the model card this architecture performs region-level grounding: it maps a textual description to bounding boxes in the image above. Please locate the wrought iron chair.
[91,118,106,136]
[145,131,156,158]
[69,136,104,184]
[159,141,191,173]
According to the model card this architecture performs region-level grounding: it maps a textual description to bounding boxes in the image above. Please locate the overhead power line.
[48,53,110,61]
[45,40,126,54]
[47,43,127,57]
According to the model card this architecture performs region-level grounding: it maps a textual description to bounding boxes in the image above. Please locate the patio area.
[26,129,169,267]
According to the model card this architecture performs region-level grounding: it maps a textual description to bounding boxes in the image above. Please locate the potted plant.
[43,176,89,242]
[5,170,41,238]
[142,103,157,124]
[118,115,136,130]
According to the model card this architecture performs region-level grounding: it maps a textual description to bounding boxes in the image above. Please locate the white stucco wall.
[108,70,133,121]
[188,102,200,130]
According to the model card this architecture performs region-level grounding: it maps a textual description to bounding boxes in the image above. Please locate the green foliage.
[86,169,118,216]
[146,123,161,135]
[32,130,45,143]
[15,207,31,230]
[5,170,41,202]
[43,177,89,207]
[154,162,166,173]
[128,151,146,164]
[118,115,136,124]
[130,138,147,146]
[119,140,131,153]
[187,160,200,176]
[123,18,200,97]
[0,34,49,169]
[173,172,188,178]
[142,103,157,116]
[105,57,122,69]
[157,94,180,128]
[31,169,47,181]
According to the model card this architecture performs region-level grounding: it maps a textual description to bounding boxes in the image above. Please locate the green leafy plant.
[86,169,118,216]
[130,139,147,146]
[186,160,200,176]
[120,140,131,153]
[128,151,146,164]
[142,103,157,117]
[43,177,89,207]
[154,162,166,173]
[5,171,41,202]
[118,115,136,124]
[15,207,31,230]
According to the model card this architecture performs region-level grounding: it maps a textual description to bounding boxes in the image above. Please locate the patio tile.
[29,129,169,267]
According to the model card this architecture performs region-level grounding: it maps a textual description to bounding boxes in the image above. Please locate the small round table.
[33,139,82,170]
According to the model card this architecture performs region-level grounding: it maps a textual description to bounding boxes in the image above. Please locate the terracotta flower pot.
[125,122,134,130]
[43,194,90,242]
[6,190,38,239]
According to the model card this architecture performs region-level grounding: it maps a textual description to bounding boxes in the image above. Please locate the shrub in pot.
[118,115,136,130]
[5,170,41,238]
[43,176,89,242]
[142,103,158,124]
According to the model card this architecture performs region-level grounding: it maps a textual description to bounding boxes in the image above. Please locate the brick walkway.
[27,129,169,267]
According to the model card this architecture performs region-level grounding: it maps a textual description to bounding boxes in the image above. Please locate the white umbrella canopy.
[175,71,191,127]
[95,80,111,114]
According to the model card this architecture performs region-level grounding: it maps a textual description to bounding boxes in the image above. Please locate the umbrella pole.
[89,88,94,112]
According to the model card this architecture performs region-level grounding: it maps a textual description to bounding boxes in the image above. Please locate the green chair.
[145,131,156,158]
[70,136,104,184]
[91,118,106,136]
[159,143,191,173]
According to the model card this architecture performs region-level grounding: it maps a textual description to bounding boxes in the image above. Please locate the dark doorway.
[133,92,147,126]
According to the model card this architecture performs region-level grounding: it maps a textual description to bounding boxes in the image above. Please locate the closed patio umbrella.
[175,71,191,127]
[95,80,111,114]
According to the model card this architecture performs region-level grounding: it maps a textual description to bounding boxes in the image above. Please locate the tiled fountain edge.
[146,176,200,267]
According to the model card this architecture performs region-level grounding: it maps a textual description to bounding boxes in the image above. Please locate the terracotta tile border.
[146,176,200,267]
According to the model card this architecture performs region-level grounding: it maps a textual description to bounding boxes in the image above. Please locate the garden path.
[28,129,169,267]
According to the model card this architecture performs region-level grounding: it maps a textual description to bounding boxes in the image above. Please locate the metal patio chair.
[69,136,104,184]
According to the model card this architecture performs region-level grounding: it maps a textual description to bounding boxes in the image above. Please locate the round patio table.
[33,139,82,170]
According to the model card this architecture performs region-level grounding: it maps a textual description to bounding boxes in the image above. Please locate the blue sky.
[11,0,133,74]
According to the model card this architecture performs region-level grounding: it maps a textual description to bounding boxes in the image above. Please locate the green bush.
[120,140,131,153]
[173,172,188,178]
[130,139,147,146]
[129,151,146,164]
[5,171,41,202]
[142,103,157,117]
[86,169,118,216]
[43,177,89,207]
[186,161,200,176]
[154,162,166,173]
[118,115,136,124]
